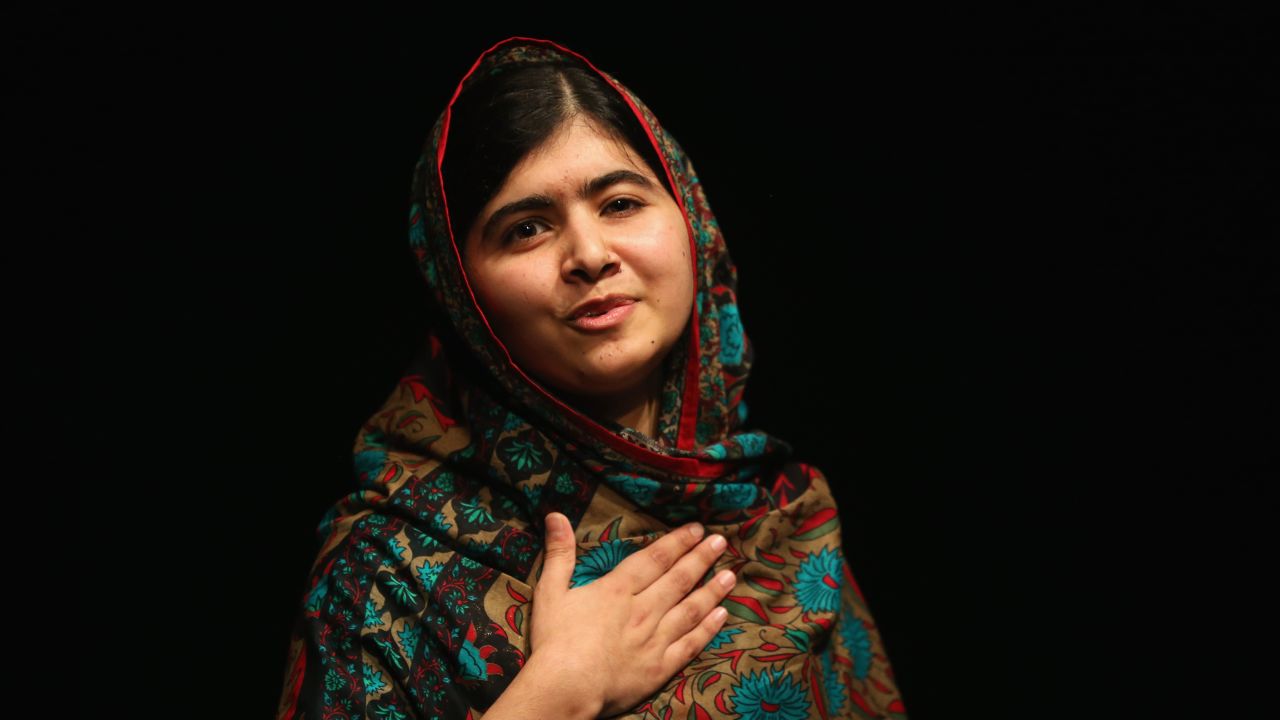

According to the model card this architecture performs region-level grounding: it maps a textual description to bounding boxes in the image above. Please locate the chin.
[553,355,662,397]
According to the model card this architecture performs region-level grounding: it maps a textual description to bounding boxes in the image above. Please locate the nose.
[561,215,621,283]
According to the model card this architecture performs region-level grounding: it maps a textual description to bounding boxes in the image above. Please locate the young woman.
[275,36,908,719]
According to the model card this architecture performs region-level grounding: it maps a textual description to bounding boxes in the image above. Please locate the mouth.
[568,294,638,321]
[567,295,638,331]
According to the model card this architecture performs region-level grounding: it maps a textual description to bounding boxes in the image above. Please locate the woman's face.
[460,115,695,403]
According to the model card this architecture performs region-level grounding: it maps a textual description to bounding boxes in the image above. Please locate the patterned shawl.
[275,36,908,720]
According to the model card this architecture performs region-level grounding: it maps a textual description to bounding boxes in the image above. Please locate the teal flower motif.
[819,638,848,714]
[398,623,422,663]
[710,482,758,511]
[703,625,744,651]
[697,226,712,249]
[496,431,551,479]
[729,667,810,720]
[363,597,383,628]
[719,303,745,366]
[553,472,576,495]
[324,666,344,692]
[795,547,843,613]
[705,442,728,460]
[371,635,406,672]
[373,703,409,720]
[382,536,406,564]
[735,431,767,458]
[457,638,487,680]
[605,473,659,507]
[426,511,452,535]
[570,539,639,588]
[363,662,388,694]
[501,410,526,433]
[383,574,420,608]
[507,440,543,470]
[434,471,456,491]
[458,496,494,525]
[354,449,388,485]
[838,604,875,680]
[408,527,442,552]
[520,481,544,509]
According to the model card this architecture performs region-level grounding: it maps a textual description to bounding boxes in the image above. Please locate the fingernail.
[710,534,726,551]
[687,523,704,540]
[717,570,735,588]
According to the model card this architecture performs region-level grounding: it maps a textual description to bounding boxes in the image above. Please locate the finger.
[535,512,576,602]
[653,565,736,648]
[611,522,706,595]
[635,532,729,611]
[661,602,730,677]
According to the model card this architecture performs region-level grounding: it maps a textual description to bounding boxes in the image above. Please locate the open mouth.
[569,300,637,330]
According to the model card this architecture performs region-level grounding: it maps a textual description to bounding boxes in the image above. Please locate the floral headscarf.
[275,36,908,719]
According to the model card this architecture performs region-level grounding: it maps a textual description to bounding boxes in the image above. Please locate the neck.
[558,369,663,440]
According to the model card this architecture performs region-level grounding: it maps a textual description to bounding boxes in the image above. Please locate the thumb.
[538,512,576,599]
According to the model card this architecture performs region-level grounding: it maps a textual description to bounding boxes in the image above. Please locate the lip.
[568,293,636,320]
[567,294,638,331]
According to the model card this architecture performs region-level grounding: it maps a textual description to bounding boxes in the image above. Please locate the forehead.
[504,118,651,188]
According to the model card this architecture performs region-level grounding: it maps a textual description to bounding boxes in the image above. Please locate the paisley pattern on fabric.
[275,36,907,719]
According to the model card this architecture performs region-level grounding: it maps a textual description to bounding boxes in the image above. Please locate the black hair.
[441,60,673,250]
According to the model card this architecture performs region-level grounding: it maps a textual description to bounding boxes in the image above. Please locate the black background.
[20,9,1274,718]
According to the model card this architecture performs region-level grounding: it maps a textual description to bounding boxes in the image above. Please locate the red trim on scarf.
[436,36,722,478]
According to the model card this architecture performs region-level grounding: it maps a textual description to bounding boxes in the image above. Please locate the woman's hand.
[528,511,735,718]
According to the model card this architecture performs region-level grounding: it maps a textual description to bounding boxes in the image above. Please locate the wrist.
[499,653,603,720]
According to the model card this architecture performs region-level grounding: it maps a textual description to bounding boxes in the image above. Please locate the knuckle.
[631,605,650,628]
[603,577,625,597]
[643,657,667,684]
[681,602,702,626]
[666,565,692,590]
[648,546,672,569]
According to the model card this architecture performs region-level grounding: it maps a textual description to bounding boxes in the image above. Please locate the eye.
[605,197,646,215]
[501,218,548,246]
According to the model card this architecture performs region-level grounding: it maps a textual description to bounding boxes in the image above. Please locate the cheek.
[472,264,548,330]
[640,212,693,273]
[663,219,696,298]
[635,218,696,323]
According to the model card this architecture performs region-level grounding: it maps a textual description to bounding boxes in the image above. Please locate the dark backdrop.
[25,10,1272,718]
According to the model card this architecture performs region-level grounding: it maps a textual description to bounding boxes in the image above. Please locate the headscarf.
[276,36,908,720]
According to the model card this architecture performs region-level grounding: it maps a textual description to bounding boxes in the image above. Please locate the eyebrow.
[479,168,655,242]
